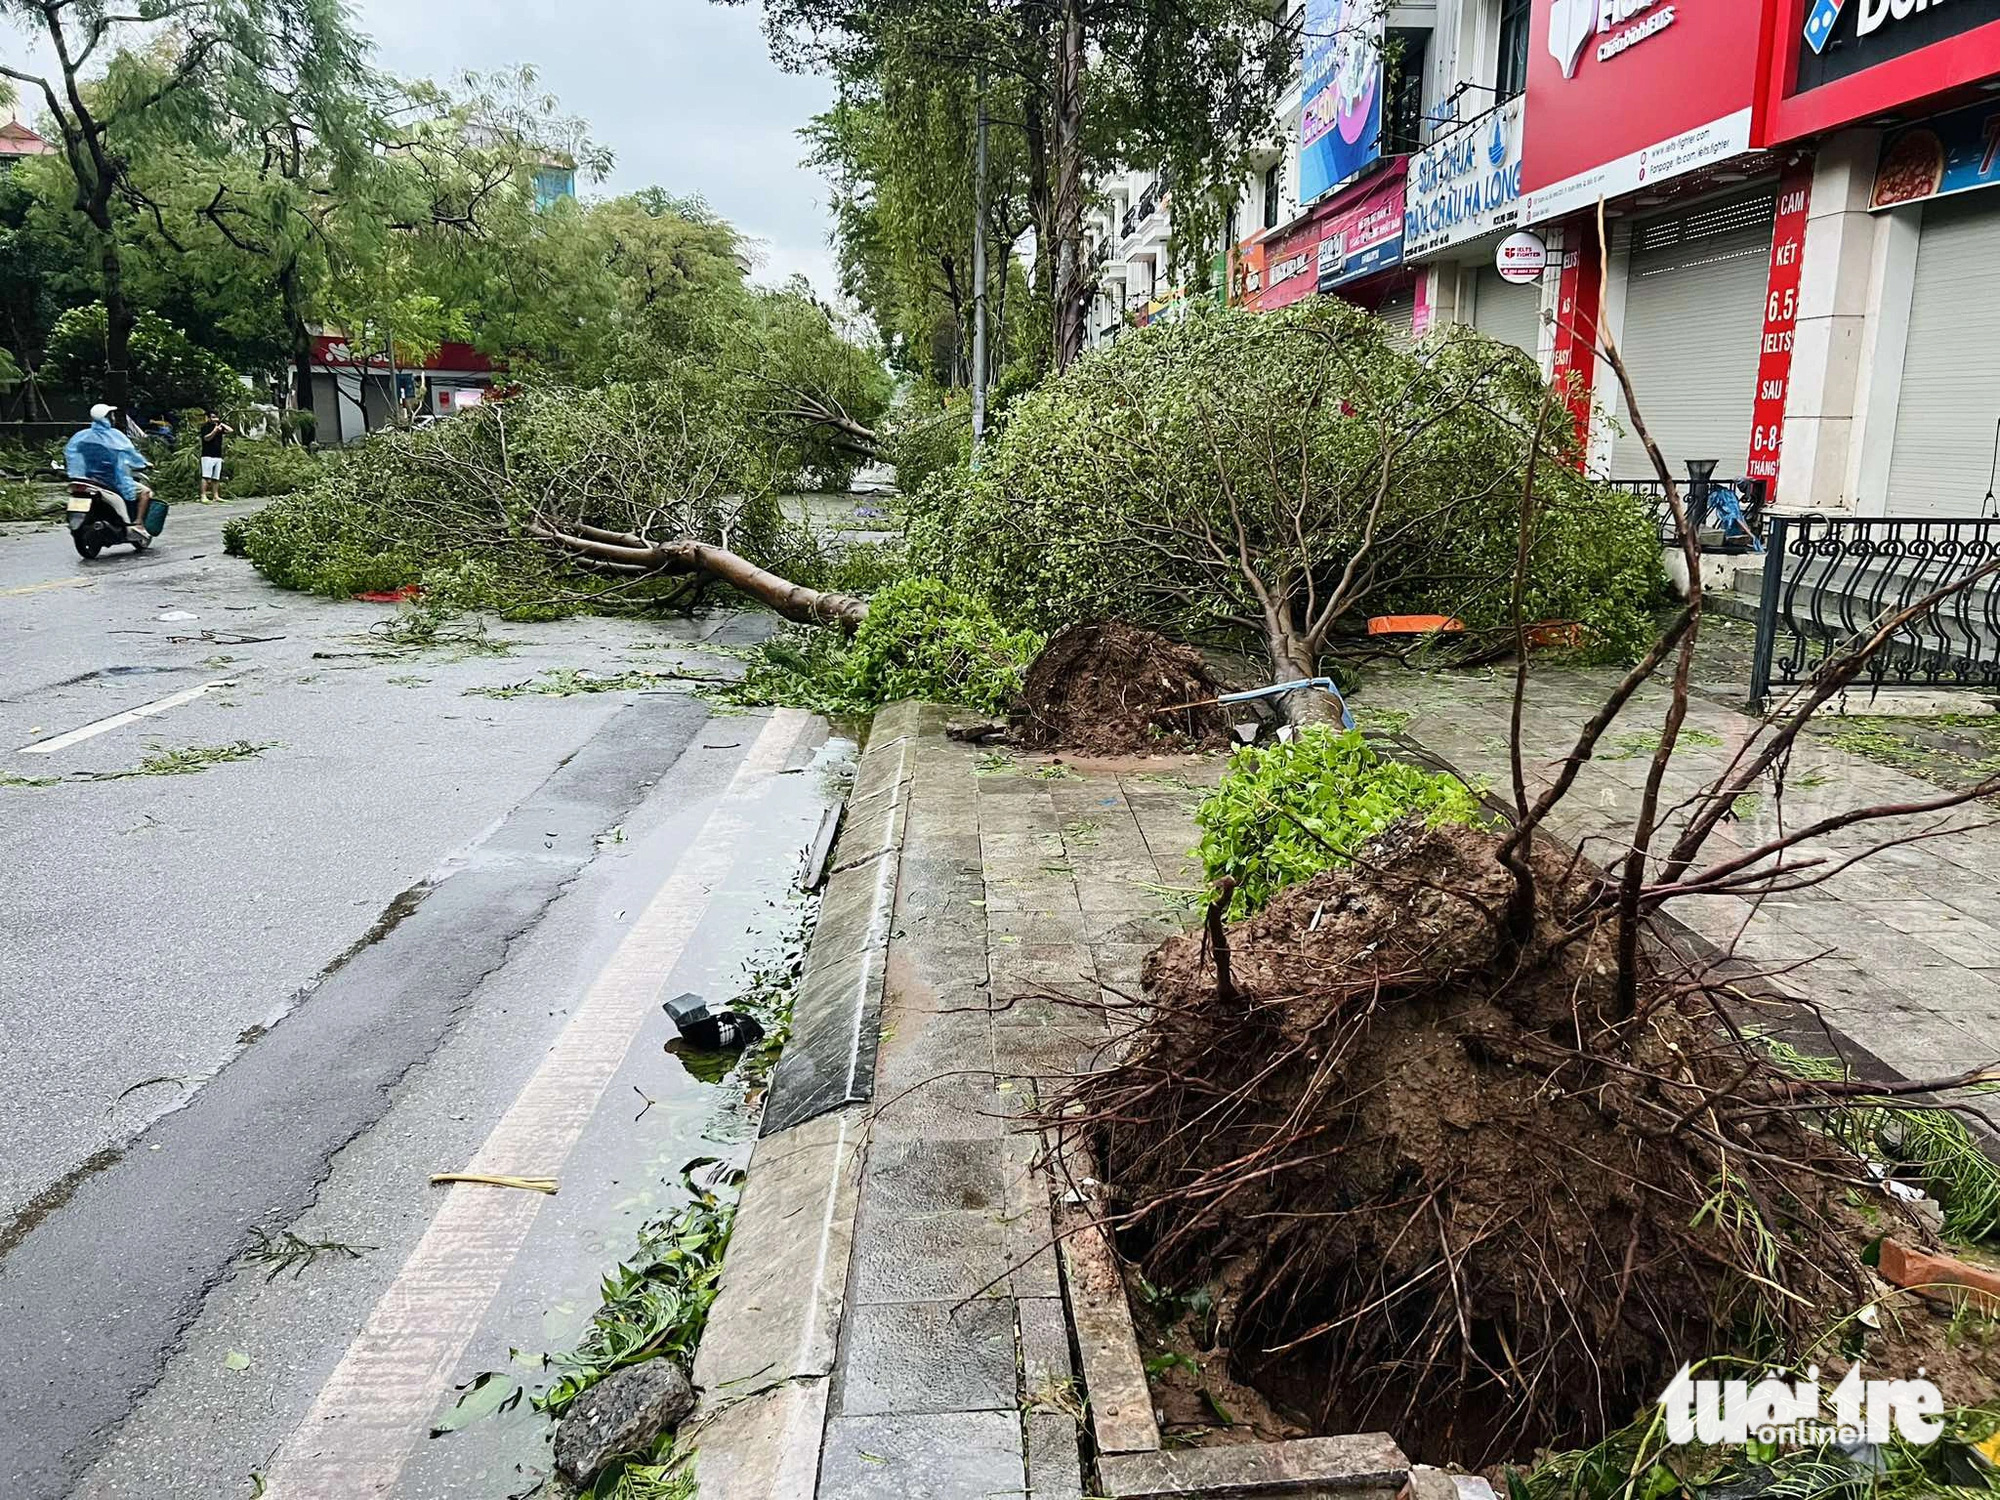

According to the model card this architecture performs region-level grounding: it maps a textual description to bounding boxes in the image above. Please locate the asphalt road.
[0,502,843,1497]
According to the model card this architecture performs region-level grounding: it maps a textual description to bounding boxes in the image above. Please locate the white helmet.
[90,402,114,421]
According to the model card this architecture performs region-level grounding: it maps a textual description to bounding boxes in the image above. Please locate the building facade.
[1083,0,2000,518]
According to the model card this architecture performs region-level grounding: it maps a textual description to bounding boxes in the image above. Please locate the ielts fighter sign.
[1521,0,1768,222]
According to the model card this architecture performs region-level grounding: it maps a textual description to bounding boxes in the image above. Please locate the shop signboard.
[1317,163,1409,291]
[1520,0,1764,223]
[1768,0,2000,142]
[1748,160,1813,490]
[1256,165,1409,311]
[1870,96,2000,208]
[1299,0,1384,203]
[1405,97,1526,256]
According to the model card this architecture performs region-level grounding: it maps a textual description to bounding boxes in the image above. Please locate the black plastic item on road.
[663,991,765,1051]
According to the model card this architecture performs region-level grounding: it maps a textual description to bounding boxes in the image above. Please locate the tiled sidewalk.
[1380,667,2000,1085]
[814,723,1217,1500]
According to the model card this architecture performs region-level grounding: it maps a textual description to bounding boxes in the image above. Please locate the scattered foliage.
[1196,728,1486,917]
[722,576,1042,716]
[241,1227,373,1282]
[535,1163,739,1418]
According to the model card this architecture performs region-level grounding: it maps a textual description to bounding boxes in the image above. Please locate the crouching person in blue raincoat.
[65,403,165,539]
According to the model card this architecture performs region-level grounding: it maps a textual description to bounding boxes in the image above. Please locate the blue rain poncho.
[64,415,150,506]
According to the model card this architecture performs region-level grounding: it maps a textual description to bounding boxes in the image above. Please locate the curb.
[688,702,922,1498]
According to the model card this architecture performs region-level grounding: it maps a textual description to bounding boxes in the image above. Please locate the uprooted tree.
[1039,285,2000,1466]
[906,299,1667,722]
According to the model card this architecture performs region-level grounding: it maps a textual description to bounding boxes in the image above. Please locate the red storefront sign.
[1259,206,1333,311]
[1766,0,2000,144]
[1550,222,1603,457]
[1521,0,1769,223]
[1256,163,1409,312]
[311,336,495,373]
[1747,159,1813,492]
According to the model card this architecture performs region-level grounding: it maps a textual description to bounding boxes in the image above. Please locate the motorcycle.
[64,475,166,560]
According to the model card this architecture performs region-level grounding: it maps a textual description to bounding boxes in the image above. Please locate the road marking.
[17,678,237,754]
[1,576,94,599]
[260,708,813,1500]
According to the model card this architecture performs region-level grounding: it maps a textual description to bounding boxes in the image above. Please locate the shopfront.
[1405,97,1540,361]
[1519,0,1776,478]
[1762,0,2000,514]
[1256,160,1412,333]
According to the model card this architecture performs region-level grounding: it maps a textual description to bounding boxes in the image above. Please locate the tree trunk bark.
[97,226,134,418]
[1050,0,1088,371]
[535,524,871,629]
[279,258,316,432]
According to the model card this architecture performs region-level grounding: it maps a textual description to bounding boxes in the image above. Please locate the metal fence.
[1748,513,2000,709]
[1607,475,1769,550]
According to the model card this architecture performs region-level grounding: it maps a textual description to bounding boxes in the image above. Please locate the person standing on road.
[198,410,233,501]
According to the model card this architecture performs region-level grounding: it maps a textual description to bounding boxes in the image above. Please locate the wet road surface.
[0,503,842,1497]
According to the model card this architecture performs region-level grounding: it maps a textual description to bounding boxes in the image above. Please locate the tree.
[744,0,1289,373]
[905,302,1665,720]
[43,302,238,412]
[0,0,375,416]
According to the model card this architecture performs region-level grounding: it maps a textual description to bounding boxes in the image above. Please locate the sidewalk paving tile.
[834,1299,1019,1415]
[819,1412,1026,1500]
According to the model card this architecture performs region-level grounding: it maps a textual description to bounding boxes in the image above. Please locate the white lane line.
[261,708,812,1500]
[17,678,237,755]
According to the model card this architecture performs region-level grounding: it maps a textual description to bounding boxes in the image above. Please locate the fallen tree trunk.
[533,520,870,628]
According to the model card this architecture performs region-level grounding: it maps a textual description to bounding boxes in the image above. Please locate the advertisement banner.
[1405,97,1526,256]
[1797,0,2000,94]
[1299,0,1384,204]
[1871,97,2000,209]
[1550,226,1603,456]
[1748,160,1813,489]
[1520,0,1765,223]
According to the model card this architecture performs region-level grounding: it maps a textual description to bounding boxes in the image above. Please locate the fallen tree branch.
[530,520,869,628]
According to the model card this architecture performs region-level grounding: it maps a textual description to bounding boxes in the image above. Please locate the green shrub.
[150,437,324,502]
[1196,727,1487,917]
[1,480,52,521]
[724,576,1042,716]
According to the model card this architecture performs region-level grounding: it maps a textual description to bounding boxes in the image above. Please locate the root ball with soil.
[1060,821,1911,1465]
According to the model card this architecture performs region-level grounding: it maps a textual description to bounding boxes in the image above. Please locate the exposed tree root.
[1053,822,1943,1466]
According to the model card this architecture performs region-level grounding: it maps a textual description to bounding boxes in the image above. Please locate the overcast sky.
[5,1,842,296]
[348,0,840,294]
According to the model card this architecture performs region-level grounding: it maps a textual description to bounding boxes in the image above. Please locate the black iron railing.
[1121,207,1136,239]
[1607,476,1769,550]
[1748,513,2000,709]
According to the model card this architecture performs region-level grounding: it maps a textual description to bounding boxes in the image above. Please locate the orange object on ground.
[1367,614,1464,635]
[354,584,423,603]
[1524,621,1585,649]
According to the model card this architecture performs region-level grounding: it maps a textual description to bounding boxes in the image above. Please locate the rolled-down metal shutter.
[1377,290,1417,351]
[1611,190,1775,478]
[1887,194,2000,517]
[1471,266,1542,359]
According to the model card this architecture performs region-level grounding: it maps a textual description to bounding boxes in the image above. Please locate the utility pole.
[971,59,989,466]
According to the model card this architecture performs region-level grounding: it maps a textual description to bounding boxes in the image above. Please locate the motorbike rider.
[64,403,155,544]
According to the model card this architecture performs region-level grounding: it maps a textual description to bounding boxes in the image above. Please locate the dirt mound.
[1011,620,1233,755]
[1061,823,1978,1466]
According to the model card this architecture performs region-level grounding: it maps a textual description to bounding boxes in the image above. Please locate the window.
[1263,163,1283,229]
[1383,29,1430,155]
[1496,0,1531,100]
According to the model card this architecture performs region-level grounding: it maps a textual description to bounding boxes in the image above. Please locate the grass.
[974,750,1018,776]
